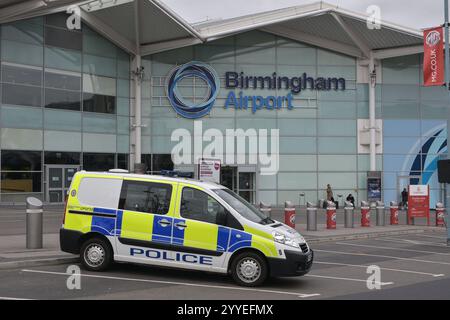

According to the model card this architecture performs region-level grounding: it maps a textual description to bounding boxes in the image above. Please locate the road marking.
[314,261,444,277]
[315,249,450,266]
[378,237,448,247]
[336,242,450,256]
[21,269,320,298]
[0,296,32,300]
[305,274,393,286]
[417,234,447,240]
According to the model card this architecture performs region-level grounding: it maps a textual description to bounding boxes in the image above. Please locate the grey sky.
[162,0,446,30]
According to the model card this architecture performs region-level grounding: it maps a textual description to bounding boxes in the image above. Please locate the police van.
[60,171,313,286]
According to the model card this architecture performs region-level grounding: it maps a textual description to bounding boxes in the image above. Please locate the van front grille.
[300,243,309,253]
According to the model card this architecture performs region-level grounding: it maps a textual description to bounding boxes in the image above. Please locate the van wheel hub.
[237,258,260,283]
[85,244,105,267]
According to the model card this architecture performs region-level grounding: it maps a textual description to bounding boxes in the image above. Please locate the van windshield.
[213,188,274,225]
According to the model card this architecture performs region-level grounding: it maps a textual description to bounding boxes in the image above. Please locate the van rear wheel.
[230,251,268,287]
[80,237,112,271]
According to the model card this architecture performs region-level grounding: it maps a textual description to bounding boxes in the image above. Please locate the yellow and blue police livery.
[60,171,313,286]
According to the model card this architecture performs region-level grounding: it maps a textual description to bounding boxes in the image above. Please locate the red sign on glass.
[407,185,430,225]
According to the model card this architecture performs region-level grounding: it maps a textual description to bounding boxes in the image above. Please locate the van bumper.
[60,228,82,254]
[268,249,313,277]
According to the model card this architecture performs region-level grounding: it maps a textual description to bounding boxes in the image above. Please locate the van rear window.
[77,177,122,209]
[119,180,172,215]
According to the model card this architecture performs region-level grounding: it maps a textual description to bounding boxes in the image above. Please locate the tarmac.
[0,204,447,270]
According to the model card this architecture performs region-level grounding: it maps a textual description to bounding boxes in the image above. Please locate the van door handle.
[158,219,171,227]
[175,222,188,229]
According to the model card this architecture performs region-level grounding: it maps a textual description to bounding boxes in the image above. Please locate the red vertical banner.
[423,27,445,86]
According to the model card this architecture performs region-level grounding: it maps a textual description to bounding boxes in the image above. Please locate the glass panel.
[44,26,82,51]
[1,172,42,192]
[44,47,81,72]
[45,88,81,111]
[82,133,116,153]
[83,54,116,77]
[239,172,254,190]
[44,110,82,131]
[1,105,43,129]
[278,172,317,189]
[117,154,128,170]
[318,155,357,172]
[220,166,237,191]
[82,114,116,134]
[318,137,357,154]
[45,13,71,28]
[1,128,43,150]
[2,83,42,107]
[117,135,130,154]
[49,190,63,203]
[82,93,116,114]
[45,71,80,90]
[2,65,42,86]
[141,154,152,172]
[119,181,172,215]
[48,167,63,188]
[2,21,43,45]
[64,167,77,188]
[1,150,42,170]
[83,153,115,171]
[152,154,174,172]
[83,74,116,96]
[45,152,80,164]
[1,40,43,66]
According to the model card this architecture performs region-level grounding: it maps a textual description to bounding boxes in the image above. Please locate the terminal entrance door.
[45,165,80,203]
[220,166,256,204]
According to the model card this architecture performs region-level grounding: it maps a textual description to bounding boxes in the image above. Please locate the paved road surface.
[0,230,449,300]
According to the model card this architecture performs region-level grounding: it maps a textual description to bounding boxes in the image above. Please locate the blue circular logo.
[166,61,220,119]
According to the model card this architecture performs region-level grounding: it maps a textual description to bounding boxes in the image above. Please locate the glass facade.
[145,30,448,206]
[0,16,448,205]
[0,14,131,202]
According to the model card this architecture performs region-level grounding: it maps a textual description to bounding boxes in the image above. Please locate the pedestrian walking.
[346,193,355,207]
[401,188,408,210]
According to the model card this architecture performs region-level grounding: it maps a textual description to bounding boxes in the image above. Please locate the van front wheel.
[230,252,268,287]
[80,237,112,271]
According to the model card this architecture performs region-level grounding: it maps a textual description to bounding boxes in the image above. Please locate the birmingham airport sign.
[167,61,346,119]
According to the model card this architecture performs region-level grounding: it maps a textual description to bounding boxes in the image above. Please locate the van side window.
[180,187,227,225]
[119,180,172,215]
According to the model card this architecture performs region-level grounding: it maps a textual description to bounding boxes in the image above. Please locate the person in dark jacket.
[346,194,355,207]
[401,188,408,209]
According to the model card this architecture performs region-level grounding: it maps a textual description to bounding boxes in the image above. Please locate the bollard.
[361,201,370,227]
[390,201,399,225]
[26,197,43,249]
[436,202,445,227]
[326,201,336,229]
[376,201,385,226]
[284,201,296,228]
[259,201,272,218]
[344,201,354,228]
[306,201,317,231]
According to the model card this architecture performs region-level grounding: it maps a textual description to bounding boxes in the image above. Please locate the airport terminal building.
[0,0,448,206]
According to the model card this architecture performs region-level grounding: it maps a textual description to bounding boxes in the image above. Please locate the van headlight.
[272,231,300,248]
